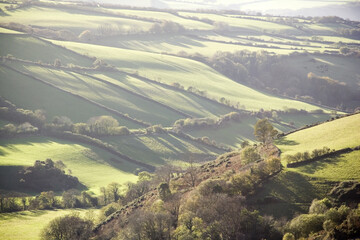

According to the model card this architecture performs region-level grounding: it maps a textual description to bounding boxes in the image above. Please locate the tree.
[254,119,278,144]
[241,146,261,164]
[41,214,93,240]
[158,182,171,201]
[107,182,121,202]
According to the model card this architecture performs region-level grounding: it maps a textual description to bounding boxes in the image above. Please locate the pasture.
[0,136,139,194]
[51,40,329,112]
[277,113,360,156]
[0,65,138,126]
[0,208,99,240]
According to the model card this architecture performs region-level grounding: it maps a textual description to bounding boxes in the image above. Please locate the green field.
[0,34,92,66]
[100,133,224,167]
[290,150,360,181]
[97,33,319,56]
[280,54,360,87]
[51,40,329,112]
[277,113,360,156]
[90,72,235,118]
[0,208,99,240]
[2,6,153,35]
[184,113,332,148]
[0,136,138,193]
[14,63,185,126]
[178,12,301,35]
[0,65,139,126]
[103,8,212,30]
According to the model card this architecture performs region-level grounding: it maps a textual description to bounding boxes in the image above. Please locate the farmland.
[0,0,359,238]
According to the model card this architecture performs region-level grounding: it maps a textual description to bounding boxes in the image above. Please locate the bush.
[241,146,261,164]
[41,214,93,240]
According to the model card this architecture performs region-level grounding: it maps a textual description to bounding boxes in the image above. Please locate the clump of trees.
[283,196,360,239]
[174,112,244,131]
[18,159,80,191]
[284,146,333,165]
[41,213,93,240]
[254,118,278,144]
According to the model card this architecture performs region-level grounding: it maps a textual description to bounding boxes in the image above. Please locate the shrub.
[41,214,93,240]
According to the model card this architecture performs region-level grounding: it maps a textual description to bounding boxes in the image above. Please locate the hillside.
[250,113,360,218]
[0,1,359,239]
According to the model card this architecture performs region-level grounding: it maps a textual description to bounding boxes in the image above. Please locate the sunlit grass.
[52,40,328,112]
[16,63,184,126]
[276,113,360,156]
[0,65,135,125]
[0,136,138,193]
[0,209,99,240]
[0,34,92,66]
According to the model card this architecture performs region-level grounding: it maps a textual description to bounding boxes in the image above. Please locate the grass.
[178,12,301,35]
[0,136,138,194]
[290,150,360,181]
[276,113,360,156]
[100,133,224,167]
[280,54,360,87]
[1,6,153,35]
[15,63,185,126]
[0,208,99,240]
[97,33,319,56]
[51,40,329,112]
[183,118,258,148]
[90,72,235,119]
[0,65,138,126]
[184,113,332,148]
[0,27,23,34]
[248,170,333,218]
[103,8,212,30]
[0,34,92,67]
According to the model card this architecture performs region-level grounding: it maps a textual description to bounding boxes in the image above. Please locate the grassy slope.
[15,63,184,126]
[184,113,332,148]
[178,12,301,35]
[251,114,360,218]
[97,33,315,56]
[52,40,327,112]
[103,8,212,30]
[0,65,138,126]
[0,34,92,66]
[1,6,153,35]
[0,136,138,194]
[280,54,360,87]
[100,133,224,167]
[90,72,235,118]
[277,113,360,156]
[0,209,99,240]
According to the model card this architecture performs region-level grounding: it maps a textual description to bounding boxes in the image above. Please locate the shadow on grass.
[296,155,341,175]
[275,138,298,146]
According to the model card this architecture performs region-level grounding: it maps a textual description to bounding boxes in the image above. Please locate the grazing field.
[0,34,92,66]
[103,8,213,30]
[2,6,153,35]
[0,65,138,126]
[90,72,235,118]
[100,133,224,167]
[15,63,185,126]
[249,171,332,218]
[277,113,360,156]
[0,208,99,240]
[280,54,360,87]
[0,136,138,193]
[97,34,316,56]
[51,40,328,112]
[178,12,301,35]
[290,150,360,181]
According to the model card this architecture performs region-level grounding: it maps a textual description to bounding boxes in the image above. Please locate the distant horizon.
[69,0,360,20]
